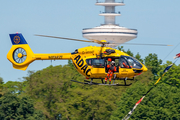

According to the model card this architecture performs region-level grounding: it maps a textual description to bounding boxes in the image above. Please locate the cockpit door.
[118,57,132,77]
[119,56,143,78]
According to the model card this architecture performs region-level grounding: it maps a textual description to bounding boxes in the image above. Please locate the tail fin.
[9,33,27,45]
[7,33,35,70]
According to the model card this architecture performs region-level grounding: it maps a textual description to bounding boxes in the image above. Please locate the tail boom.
[34,53,71,60]
[7,33,71,71]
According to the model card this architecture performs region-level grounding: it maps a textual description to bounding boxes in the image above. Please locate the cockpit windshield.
[120,56,143,69]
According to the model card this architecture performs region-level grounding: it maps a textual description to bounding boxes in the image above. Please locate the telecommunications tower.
[82,0,137,47]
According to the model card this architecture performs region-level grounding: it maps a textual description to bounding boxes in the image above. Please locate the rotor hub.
[101,40,107,43]
[18,53,23,58]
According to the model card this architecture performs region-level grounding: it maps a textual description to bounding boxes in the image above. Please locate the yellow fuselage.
[7,44,148,79]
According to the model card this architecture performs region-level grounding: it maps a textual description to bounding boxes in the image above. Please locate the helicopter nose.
[143,65,148,72]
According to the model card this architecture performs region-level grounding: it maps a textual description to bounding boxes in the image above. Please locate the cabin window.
[86,58,105,68]
[88,59,92,65]
[105,58,119,66]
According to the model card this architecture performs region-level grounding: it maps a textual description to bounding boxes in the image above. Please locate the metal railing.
[96,0,124,3]
[99,11,121,14]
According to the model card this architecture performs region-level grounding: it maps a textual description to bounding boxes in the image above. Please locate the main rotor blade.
[121,43,173,46]
[35,34,95,43]
[35,34,172,46]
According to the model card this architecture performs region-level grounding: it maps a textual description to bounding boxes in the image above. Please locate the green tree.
[2,81,26,94]
[158,61,180,88]
[0,93,45,120]
[0,77,3,97]
[23,64,129,120]
[23,65,84,119]
[144,53,162,75]
[126,49,134,57]
[135,52,143,63]
[117,46,134,57]
[117,46,125,52]
[68,59,74,69]
[111,82,180,120]
[111,62,180,120]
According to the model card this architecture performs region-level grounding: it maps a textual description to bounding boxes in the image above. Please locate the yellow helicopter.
[7,33,148,86]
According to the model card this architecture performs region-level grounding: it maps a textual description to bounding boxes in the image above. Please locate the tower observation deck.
[82,0,138,47]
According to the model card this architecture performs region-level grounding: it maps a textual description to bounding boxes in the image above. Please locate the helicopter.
[7,33,149,86]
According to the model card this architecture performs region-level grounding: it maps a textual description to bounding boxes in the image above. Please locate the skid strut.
[124,77,127,86]
[101,79,104,84]
[71,78,132,86]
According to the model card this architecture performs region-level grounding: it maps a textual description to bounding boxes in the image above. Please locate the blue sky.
[1,0,180,83]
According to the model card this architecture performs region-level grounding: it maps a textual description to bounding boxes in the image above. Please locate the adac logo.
[13,35,20,44]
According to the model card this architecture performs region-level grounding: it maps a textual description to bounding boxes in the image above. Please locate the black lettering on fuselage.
[74,55,81,63]
[81,65,87,73]
[48,56,63,59]
[86,69,91,77]
[77,59,84,67]
[73,55,91,77]
[81,50,94,54]
[122,69,128,72]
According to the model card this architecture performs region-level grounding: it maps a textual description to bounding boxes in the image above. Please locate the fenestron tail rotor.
[13,48,27,63]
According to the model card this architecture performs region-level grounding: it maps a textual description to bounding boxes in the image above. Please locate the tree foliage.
[2,81,26,94]
[117,46,125,52]
[0,77,3,97]
[126,49,134,57]
[22,63,129,120]
[0,92,45,120]
[111,83,180,120]
[135,52,143,63]
[158,61,180,88]
[144,53,162,75]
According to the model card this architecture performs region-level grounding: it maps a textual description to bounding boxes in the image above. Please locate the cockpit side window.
[127,57,142,69]
[119,57,130,68]
[120,56,142,69]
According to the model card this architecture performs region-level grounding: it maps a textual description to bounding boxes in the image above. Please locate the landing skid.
[71,80,132,86]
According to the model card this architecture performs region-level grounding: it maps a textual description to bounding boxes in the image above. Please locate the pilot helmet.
[111,61,115,64]
[108,58,112,61]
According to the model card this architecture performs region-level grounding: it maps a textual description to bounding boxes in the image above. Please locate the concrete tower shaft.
[96,0,124,25]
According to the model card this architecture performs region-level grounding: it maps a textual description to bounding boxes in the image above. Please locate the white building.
[82,0,137,47]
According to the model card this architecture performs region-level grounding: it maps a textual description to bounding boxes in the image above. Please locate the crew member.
[105,60,116,84]
[123,62,129,68]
